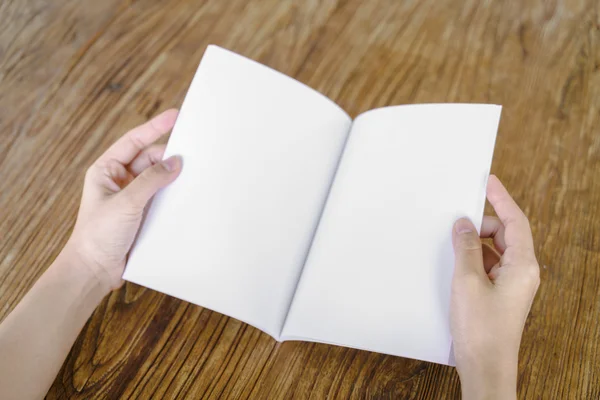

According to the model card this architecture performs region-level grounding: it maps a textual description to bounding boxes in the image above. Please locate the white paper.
[282,104,501,365]
[123,45,352,339]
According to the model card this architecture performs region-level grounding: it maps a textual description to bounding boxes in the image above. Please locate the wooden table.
[1,0,598,398]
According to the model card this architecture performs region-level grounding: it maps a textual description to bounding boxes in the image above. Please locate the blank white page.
[282,104,501,365]
[123,45,351,339]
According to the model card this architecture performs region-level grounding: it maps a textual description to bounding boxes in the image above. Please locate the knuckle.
[88,159,118,181]
[143,163,164,178]
[137,168,153,182]
[154,161,170,174]
[138,164,164,184]
[523,264,540,287]
[457,234,481,251]
[506,248,536,266]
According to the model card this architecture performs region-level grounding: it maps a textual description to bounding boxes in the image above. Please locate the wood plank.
[0,0,598,398]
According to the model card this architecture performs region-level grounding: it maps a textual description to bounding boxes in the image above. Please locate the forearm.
[0,246,109,400]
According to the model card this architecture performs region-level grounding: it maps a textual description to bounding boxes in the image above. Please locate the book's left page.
[123,45,352,339]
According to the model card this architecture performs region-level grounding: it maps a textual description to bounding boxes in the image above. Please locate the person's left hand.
[64,109,183,293]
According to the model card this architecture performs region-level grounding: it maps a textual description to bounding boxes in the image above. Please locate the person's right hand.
[450,175,540,400]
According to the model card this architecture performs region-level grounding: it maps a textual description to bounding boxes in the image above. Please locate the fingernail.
[162,155,180,172]
[455,218,474,234]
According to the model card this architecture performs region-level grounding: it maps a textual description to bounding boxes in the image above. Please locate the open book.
[123,45,501,366]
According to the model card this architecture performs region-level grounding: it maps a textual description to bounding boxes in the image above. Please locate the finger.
[118,155,182,210]
[127,144,167,176]
[480,216,507,254]
[98,109,178,166]
[482,243,501,274]
[486,175,535,252]
[487,264,501,281]
[84,158,134,196]
[452,218,487,280]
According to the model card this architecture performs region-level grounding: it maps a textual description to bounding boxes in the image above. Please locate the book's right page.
[282,104,501,365]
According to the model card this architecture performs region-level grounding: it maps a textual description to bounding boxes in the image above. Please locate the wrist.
[457,357,518,400]
[53,243,113,299]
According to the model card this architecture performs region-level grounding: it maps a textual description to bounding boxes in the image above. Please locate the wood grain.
[1,0,599,398]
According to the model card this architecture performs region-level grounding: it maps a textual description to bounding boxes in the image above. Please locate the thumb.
[119,155,182,210]
[452,217,486,279]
